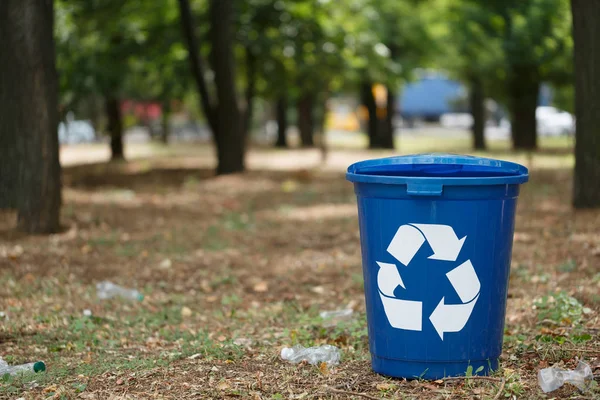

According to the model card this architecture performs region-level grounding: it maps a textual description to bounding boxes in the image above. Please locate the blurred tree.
[179,0,247,173]
[474,0,573,150]
[0,0,62,233]
[357,0,434,149]
[443,1,505,150]
[571,0,600,208]
[56,0,155,160]
[123,0,190,144]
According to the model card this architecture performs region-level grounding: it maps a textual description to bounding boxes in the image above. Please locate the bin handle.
[407,183,443,196]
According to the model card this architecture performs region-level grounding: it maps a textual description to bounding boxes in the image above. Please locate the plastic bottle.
[538,361,593,393]
[0,358,46,376]
[96,281,143,301]
[280,344,341,366]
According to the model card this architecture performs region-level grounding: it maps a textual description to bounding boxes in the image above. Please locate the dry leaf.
[216,381,230,391]
[181,306,193,318]
[253,281,268,292]
[376,383,394,391]
[318,362,329,375]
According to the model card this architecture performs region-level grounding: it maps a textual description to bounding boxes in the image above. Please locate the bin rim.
[346,153,529,186]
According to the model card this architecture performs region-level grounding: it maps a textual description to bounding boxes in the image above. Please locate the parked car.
[536,106,575,136]
[58,120,96,144]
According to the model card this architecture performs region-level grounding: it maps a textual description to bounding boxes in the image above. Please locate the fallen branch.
[324,387,382,400]
[492,378,506,400]
[442,375,503,383]
[563,348,600,354]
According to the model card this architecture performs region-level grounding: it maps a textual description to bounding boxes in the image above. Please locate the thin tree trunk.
[106,97,124,160]
[275,96,288,148]
[209,0,244,174]
[315,95,328,162]
[380,87,395,149]
[361,81,380,148]
[297,94,314,147]
[572,0,600,208]
[242,47,256,138]
[508,66,539,150]
[161,101,171,144]
[469,76,486,150]
[177,0,216,134]
[0,0,61,233]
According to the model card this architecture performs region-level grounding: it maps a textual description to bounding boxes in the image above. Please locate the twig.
[563,348,600,354]
[442,376,503,383]
[492,378,506,400]
[324,387,382,400]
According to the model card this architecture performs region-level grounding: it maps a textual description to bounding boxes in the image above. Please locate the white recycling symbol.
[376,223,481,340]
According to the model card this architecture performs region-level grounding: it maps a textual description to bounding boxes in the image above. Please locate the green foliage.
[534,291,590,327]
[55,0,188,121]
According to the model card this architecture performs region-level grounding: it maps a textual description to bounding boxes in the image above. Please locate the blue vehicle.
[398,72,466,121]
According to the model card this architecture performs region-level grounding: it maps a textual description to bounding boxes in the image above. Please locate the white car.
[536,106,575,136]
[58,120,96,144]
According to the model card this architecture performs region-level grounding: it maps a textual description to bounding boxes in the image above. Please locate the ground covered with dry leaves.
[1,145,599,399]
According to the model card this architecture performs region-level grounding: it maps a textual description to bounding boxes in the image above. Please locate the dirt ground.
[1,144,599,399]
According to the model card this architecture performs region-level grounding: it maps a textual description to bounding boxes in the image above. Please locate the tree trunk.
[275,96,288,148]
[361,81,380,148]
[297,94,314,147]
[0,0,61,233]
[380,87,395,149]
[242,47,256,138]
[177,0,216,134]
[106,97,124,160]
[508,66,539,150]
[209,0,244,174]
[572,0,600,208]
[161,101,171,144]
[469,76,486,150]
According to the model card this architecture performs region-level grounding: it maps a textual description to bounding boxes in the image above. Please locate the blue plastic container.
[346,154,528,380]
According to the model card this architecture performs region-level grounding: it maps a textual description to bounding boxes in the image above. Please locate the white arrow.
[410,224,466,262]
[379,291,422,331]
[376,261,405,296]
[446,260,480,303]
[429,294,479,340]
[387,225,426,266]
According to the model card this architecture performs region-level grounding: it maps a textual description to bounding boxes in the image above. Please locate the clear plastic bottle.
[96,281,143,301]
[280,344,341,366]
[0,358,45,376]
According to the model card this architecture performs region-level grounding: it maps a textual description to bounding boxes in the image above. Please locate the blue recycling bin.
[346,154,528,380]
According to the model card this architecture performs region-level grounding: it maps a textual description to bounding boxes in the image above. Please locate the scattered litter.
[96,281,143,301]
[319,309,353,327]
[0,311,5,318]
[0,358,45,376]
[159,259,172,269]
[280,344,341,366]
[187,353,202,360]
[538,361,593,393]
[83,309,92,317]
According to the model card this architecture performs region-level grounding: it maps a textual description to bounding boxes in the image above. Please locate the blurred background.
[0,0,598,230]
[0,2,599,398]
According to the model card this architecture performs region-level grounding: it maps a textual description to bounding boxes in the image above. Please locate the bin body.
[347,154,528,379]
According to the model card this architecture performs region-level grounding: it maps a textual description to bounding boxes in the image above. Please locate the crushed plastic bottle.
[96,281,143,301]
[319,309,353,327]
[280,344,341,366]
[0,358,46,376]
[538,361,593,393]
